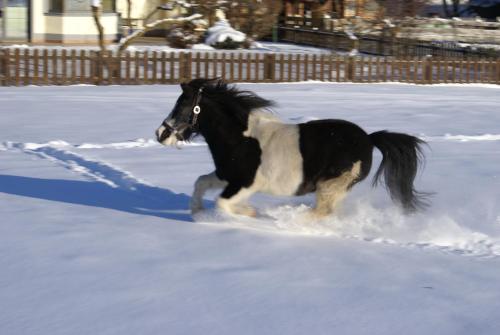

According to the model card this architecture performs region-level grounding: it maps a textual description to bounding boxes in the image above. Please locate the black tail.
[370,131,429,213]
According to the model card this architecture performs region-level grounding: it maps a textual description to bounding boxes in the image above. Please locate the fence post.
[0,49,5,86]
[184,52,192,82]
[90,51,102,85]
[347,56,355,82]
[497,59,500,85]
[423,55,433,85]
[264,53,276,82]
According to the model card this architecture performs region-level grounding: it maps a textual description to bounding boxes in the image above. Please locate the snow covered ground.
[1,83,500,335]
[1,41,332,55]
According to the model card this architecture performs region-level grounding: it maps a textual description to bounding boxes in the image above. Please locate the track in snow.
[2,138,500,258]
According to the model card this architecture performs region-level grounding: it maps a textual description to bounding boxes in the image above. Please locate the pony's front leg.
[216,184,257,217]
[191,171,228,214]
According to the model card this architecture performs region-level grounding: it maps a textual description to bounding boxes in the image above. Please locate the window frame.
[48,0,116,14]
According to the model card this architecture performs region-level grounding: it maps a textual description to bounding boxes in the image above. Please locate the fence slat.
[152,51,158,84]
[497,60,500,85]
[327,55,332,82]
[367,57,372,83]
[61,49,67,85]
[413,58,418,84]
[238,53,243,81]
[304,54,309,81]
[23,48,30,85]
[254,54,260,82]
[170,52,176,83]
[295,54,301,82]
[357,57,363,83]
[195,52,201,79]
[33,49,39,85]
[125,51,131,84]
[459,59,464,83]
[14,49,20,86]
[159,51,165,84]
[2,49,10,85]
[312,54,317,81]
[229,53,235,82]
[143,51,149,84]
[211,53,217,80]
[52,49,59,85]
[70,50,76,84]
[221,53,226,80]
[134,51,140,84]
[185,52,192,81]
[336,57,341,82]
[204,52,210,78]
[43,49,49,85]
[79,50,85,85]
[279,54,285,82]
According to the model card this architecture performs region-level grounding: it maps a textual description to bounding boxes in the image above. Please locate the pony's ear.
[180,82,192,93]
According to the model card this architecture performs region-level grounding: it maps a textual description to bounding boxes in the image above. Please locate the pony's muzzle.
[156,125,172,143]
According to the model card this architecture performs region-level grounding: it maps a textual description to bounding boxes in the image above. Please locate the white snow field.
[1,83,500,335]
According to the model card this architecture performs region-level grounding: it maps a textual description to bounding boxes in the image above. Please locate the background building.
[1,0,120,44]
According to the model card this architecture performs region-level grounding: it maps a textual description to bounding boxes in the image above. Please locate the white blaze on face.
[156,119,179,146]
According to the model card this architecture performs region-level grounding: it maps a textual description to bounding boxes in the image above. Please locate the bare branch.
[118,13,203,54]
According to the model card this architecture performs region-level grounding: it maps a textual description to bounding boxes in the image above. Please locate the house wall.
[30,0,119,44]
[115,0,179,30]
[43,13,119,43]
[283,0,382,20]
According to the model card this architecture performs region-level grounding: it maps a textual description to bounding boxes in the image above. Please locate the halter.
[160,85,204,139]
[189,86,204,129]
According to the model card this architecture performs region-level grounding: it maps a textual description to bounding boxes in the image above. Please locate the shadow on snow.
[0,174,195,222]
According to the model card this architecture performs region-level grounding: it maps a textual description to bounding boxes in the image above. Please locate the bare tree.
[226,0,282,40]
[118,13,202,53]
[186,0,281,40]
[126,0,132,36]
[383,0,430,18]
[91,0,105,53]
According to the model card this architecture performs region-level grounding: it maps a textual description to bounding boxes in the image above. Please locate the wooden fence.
[1,48,499,86]
[278,26,500,59]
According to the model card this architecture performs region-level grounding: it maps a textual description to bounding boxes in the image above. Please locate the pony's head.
[156,78,274,146]
[156,79,213,146]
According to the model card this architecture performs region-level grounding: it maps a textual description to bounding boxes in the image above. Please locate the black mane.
[188,79,275,126]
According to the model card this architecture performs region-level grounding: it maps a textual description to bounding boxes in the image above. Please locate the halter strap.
[190,86,204,128]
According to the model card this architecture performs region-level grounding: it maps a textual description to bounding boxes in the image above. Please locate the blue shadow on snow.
[0,174,196,222]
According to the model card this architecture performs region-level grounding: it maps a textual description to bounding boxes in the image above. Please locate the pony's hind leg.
[217,184,257,217]
[311,161,361,218]
[191,171,228,214]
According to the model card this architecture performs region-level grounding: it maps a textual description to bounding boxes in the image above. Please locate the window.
[49,0,115,13]
[7,0,27,6]
[49,0,63,12]
[102,0,115,12]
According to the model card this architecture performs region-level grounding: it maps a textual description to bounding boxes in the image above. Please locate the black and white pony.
[156,79,428,218]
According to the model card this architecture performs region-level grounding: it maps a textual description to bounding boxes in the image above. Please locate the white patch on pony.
[217,187,257,217]
[191,171,228,214]
[312,161,362,218]
[164,134,179,146]
[244,110,304,196]
[156,125,166,140]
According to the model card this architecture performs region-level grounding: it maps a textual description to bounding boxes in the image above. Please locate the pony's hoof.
[237,205,257,218]
[216,200,257,217]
